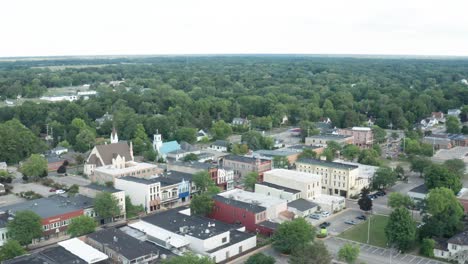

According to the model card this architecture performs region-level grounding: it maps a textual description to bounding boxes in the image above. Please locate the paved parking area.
[10,182,53,197]
[0,194,26,206]
[48,175,91,187]
[308,209,367,236]
[325,237,445,264]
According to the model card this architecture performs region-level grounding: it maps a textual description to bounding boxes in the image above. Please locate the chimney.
[129,141,134,161]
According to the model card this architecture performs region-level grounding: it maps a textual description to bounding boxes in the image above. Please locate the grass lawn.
[338,215,389,248]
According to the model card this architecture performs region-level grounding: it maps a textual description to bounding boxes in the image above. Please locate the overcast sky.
[1,0,468,57]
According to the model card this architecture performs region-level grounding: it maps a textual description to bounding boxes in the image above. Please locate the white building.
[0,162,6,171]
[261,169,322,200]
[209,140,229,152]
[51,146,68,156]
[448,109,462,117]
[313,194,346,213]
[217,168,235,191]
[255,181,302,202]
[40,95,78,102]
[115,177,162,213]
[217,189,287,219]
[197,129,210,142]
[287,199,319,218]
[434,231,468,261]
[0,211,12,246]
[407,184,428,205]
[130,208,256,263]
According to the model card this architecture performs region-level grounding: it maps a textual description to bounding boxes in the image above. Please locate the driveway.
[325,237,446,264]
[308,209,368,236]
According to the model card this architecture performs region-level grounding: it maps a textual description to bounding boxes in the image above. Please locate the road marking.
[372,247,380,253]
[408,256,415,262]
[394,251,400,258]
[379,249,386,255]
[416,258,424,264]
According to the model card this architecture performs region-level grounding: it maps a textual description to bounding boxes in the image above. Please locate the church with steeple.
[152,131,180,160]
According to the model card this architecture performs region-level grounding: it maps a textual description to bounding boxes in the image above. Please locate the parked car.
[356,215,367,220]
[376,190,386,196]
[49,188,56,192]
[321,211,330,218]
[319,222,331,228]
[310,214,321,220]
[55,189,66,194]
[345,220,357,225]
[367,195,375,200]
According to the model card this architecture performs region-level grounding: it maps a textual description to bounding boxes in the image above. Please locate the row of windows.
[43,219,72,231]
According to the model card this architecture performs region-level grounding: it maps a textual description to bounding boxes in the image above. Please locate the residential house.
[79,184,126,221]
[287,199,319,218]
[295,158,373,198]
[251,149,300,166]
[222,155,272,181]
[95,112,113,128]
[0,184,5,195]
[166,142,201,161]
[432,112,445,121]
[4,238,108,264]
[0,162,6,171]
[167,161,233,191]
[407,184,428,207]
[260,169,321,200]
[422,135,452,150]
[210,189,286,234]
[209,140,230,152]
[0,195,95,243]
[434,231,468,261]
[254,181,302,202]
[86,228,161,264]
[51,146,68,156]
[448,109,461,117]
[232,117,250,127]
[153,133,181,161]
[305,134,353,147]
[0,211,12,246]
[129,208,257,263]
[337,127,373,148]
[420,117,439,129]
[197,129,210,142]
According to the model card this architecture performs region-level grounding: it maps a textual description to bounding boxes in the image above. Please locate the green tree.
[243,172,258,191]
[298,148,317,159]
[372,167,397,189]
[425,164,462,194]
[193,171,215,193]
[462,125,468,135]
[358,187,372,211]
[420,238,435,257]
[246,253,276,264]
[231,144,249,155]
[423,187,464,237]
[409,156,432,177]
[443,159,465,176]
[183,153,199,162]
[272,217,315,254]
[372,125,387,144]
[338,243,360,264]
[20,154,47,179]
[211,120,232,140]
[93,192,121,221]
[341,144,360,161]
[126,195,145,218]
[132,123,151,155]
[175,127,197,144]
[358,149,381,166]
[67,215,96,237]
[190,194,214,216]
[68,184,79,196]
[394,165,405,179]
[385,207,416,251]
[273,156,289,169]
[0,240,26,261]
[74,128,96,152]
[143,148,157,162]
[162,252,214,264]
[289,242,332,264]
[7,210,42,246]
[387,192,414,208]
[446,116,461,134]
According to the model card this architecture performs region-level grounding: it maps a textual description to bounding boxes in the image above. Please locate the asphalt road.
[324,237,446,264]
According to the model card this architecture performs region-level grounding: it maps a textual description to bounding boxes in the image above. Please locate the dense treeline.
[0,56,467,160]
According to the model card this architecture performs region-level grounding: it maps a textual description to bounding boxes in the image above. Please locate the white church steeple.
[153,130,162,153]
[110,126,119,144]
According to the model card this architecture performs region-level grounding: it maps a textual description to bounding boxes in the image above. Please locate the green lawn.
[338,215,389,248]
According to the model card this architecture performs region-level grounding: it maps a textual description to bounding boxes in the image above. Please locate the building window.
[222,237,227,243]
[452,244,457,250]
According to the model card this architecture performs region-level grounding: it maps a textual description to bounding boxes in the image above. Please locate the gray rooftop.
[256,181,301,194]
[84,183,123,193]
[1,194,93,219]
[213,195,266,214]
[296,158,359,170]
[212,140,230,147]
[119,176,161,185]
[224,155,270,164]
[88,228,160,261]
[409,184,428,194]
[307,134,352,140]
[287,198,318,212]
[169,161,215,170]
[448,231,468,246]
[4,246,88,264]
[254,149,297,157]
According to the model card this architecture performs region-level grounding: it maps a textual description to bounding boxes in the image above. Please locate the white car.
[321,211,330,218]
[55,189,66,194]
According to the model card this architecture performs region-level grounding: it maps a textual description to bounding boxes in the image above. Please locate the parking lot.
[308,209,367,236]
[0,194,26,206]
[10,182,53,198]
[48,175,91,187]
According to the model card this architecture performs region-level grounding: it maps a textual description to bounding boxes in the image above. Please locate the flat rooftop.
[84,183,123,193]
[223,155,270,164]
[58,238,108,263]
[256,181,301,194]
[1,194,93,219]
[141,208,235,240]
[296,158,359,170]
[264,169,321,183]
[409,184,428,194]
[312,194,345,204]
[306,134,352,139]
[287,198,318,211]
[94,162,157,175]
[253,149,298,157]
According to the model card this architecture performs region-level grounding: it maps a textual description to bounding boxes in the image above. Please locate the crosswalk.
[327,237,447,264]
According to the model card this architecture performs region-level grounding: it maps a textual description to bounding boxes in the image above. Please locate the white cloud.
[1,0,468,57]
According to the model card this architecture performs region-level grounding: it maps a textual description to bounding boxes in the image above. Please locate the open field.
[338,215,389,248]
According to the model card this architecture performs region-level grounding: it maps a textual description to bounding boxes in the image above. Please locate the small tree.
[193,171,215,193]
[338,243,360,264]
[243,172,258,191]
[211,120,232,140]
[68,184,79,196]
[409,156,432,177]
[126,196,145,218]
[67,215,96,237]
[246,253,276,264]
[341,144,360,161]
[0,240,26,261]
[358,187,372,212]
[443,159,466,176]
[183,153,199,162]
[387,192,414,209]
[94,192,120,221]
[372,167,397,190]
[21,154,47,180]
[7,210,42,246]
[446,116,461,134]
[385,207,416,251]
[190,194,214,216]
[298,148,317,159]
[425,164,462,194]
[289,242,332,264]
[394,165,405,179]
[420,238,435,257]
[272,217,315,254]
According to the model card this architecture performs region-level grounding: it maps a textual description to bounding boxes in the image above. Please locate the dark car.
[319,222,331,228]
[356,215,367,220]
[376,190,386,196]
